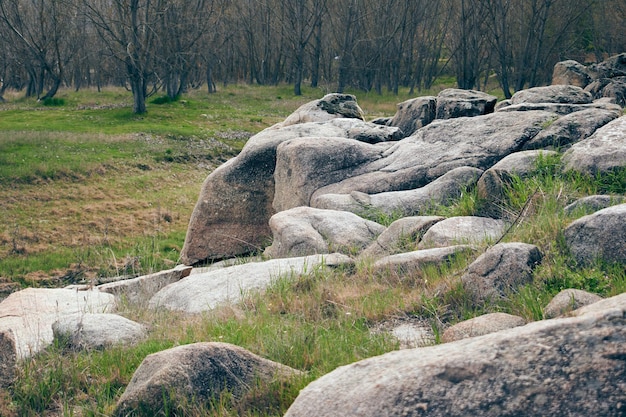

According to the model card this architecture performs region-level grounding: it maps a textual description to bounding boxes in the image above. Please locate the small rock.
[461,243,543,301]
[53,313,146,350]
[372,245,476,273]
[442,313,526,343]
[563,195,626,215]
[543,289,603,319]
[0,330,16,388]
[418,217,507,249]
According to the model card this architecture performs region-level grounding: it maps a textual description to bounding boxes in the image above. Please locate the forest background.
[0,0,625,113]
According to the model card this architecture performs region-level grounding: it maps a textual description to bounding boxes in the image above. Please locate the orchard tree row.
[0,0,624,113]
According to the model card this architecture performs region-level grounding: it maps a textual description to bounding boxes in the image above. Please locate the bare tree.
[0,0,79,99]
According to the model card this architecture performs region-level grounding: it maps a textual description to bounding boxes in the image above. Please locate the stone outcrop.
[510,85,593,105]
[113,342,302,417]
[284,293,626,417]
[388,96,436,137]
[372,245,476,273]
[461,243,543,302]
[552,59,592,87]
[563,194,626,215]
[434,88,497,119]
[564,203,626,265]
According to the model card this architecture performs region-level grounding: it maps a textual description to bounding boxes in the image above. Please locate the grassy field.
[1,83,624,416]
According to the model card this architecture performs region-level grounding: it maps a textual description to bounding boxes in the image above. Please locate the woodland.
[0,0,625,113]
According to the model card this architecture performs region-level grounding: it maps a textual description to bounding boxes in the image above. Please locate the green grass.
[1,85,625,416]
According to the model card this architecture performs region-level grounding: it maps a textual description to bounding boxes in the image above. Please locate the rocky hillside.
[1,55,625,416]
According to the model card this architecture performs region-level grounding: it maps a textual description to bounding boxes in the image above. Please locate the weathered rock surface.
[461,243,542,301]
[372,245,476,273]
[418,217,506,249]
[543,289,603,319]
[551,59,592,87]
[495,100,621,115]
[562,115,626,175]
[313,167,483,218]
[263,207,385,258]
[476,150,557,205]
[275,111,554,213]
[114,342,302,417]
[0,288,116,359]
[52,313,146,350]
[0,330,16,388]
[522,108,619,150]
[586,52,626,79]
[149,254,353,313]
[97,264,192,304]
[563,194,626,215]
[284,292,626,417]
[435,88,497,119]
[564,203,626,265]
[390,323,435,349]
[388,96,436,137]
[359,216,444,259]
[441,312,526,343]
[181,94,369,264]
[278,93,364,127]
[510,84,593,105]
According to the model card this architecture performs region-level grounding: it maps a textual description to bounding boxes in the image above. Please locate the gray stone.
[389,96,436,136]
[181,114,396,264]
[274,111,555,213]
[114,342,302,417]
[52,313,146,350]
[0,288,116,359]
[278,93,364,127]
[476,150,558,208]
[97,264,192,304]
[149,254,353,313]
[522,108,619,150]
[543,289,603,319]
[461,242,542,301]
[510,85,593,105]
[441,312,526,343]
[496,100,621,115]
[390,323,435,349]
[564,194,626,215]
[418,217,507,249]
[372,245,476,273]
[563,203,626,265]
[562,115,626,175]
[551,59,592,88]
[0,330,16,388]
[284,292,626,417]
[313,167,483,218]
[263,207,385,258]
[435,88,497,119]
[359,216,444,259]
[587,52,626,79]
[598,76,626,107]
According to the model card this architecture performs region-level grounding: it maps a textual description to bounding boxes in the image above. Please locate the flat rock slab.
[372,245,476,273]
[562,115,626,175]
[563,194,626,215]
[418,216,507,249]
[313,166,483,218]
[263,206,385,258]
[564,203,626,265]
[53,313,146,350]
[510,85,592,104]
[114,342,303,417]
[0,288,116,359]
[441,312,526,343]
[284,292,626,417]
[97,264,192,304]
[149,254,353,313]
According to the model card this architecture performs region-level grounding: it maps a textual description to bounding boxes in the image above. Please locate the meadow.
[0,83,624,416]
